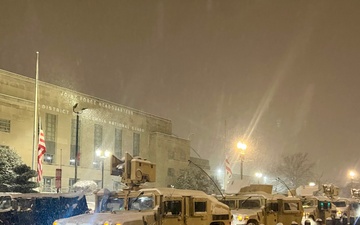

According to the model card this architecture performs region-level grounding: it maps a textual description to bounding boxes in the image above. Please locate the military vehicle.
[332,197,353,219]
[218,184,303,225]
[0,191,88,225]
[296,184,335,224]
[300,195,334,224]
[53,152,232,225]
[346,189,360,225]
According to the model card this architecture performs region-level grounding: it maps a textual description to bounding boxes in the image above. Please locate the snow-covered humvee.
[218,184,303,225]
[53,153,232,225]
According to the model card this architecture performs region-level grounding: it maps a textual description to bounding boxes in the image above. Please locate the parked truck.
[53,152,232,225]
[218,184,303,225]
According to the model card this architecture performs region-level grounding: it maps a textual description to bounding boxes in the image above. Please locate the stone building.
[0,69,206,192]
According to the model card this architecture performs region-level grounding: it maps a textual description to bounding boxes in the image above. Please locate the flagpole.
[32,52,39,171]
[224,120,227,191]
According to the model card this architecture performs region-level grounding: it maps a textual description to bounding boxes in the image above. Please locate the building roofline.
[0,68,172,123]
[150,132,190,141]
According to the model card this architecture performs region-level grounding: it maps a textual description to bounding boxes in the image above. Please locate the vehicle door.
[161,196,185,225]
[264,201,279,225]
[278,199,303,225]
[185,196,208,225]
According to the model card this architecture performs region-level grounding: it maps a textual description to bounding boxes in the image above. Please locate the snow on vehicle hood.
[54,211,156,225]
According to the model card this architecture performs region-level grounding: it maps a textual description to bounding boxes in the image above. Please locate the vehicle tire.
[247,220,259,225]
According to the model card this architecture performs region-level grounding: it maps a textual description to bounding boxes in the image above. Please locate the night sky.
[1,0,360,185]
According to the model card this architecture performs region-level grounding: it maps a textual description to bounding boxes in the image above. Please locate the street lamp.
[237,141,247,180]
[349,170,356,189]
[73,103,87,183]
[255,172,263,184]
[96,149,110,188]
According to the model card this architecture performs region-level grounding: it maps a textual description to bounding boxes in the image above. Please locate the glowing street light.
[96,149,110,188]
[349,170,356,189]
[350,171,356,180]
[255,172,263,184]
[237,141,247,180]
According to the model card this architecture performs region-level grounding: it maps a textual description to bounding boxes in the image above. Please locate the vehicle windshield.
[129,196,154,211]
[351,203,360,209]
[220,200,236,209]
[0,196,12,210]
[239,199,261,209]
[103,197,125,212]
[302,199,316,208]
[333,201,347,207]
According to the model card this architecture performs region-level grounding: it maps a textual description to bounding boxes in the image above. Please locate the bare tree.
[272,152,315,191]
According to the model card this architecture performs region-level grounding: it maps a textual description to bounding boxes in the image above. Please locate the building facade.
[0,69,201,192]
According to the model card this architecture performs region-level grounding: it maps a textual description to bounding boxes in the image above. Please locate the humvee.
[53,153,232,225]
[301,195,335,223]
[218,184,303,225]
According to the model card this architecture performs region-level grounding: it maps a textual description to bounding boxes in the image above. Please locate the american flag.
[225,155,232,180]
[37,124,46,182]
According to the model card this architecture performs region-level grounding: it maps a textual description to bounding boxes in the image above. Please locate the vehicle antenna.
[188,160,225,199]
[276,177,294,197]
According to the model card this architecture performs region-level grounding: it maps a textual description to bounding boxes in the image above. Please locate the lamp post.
[73,103,87,183]
[237,141,247,180]
[96,149,110,188]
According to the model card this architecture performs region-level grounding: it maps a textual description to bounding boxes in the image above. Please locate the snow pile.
[73,180,98,195]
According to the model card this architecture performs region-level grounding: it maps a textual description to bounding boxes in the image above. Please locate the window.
[69,178,76,187]
[43,177,54,192]
[179,149,186,161]
[129,196,154,211]
[284,202,300,211]
[267,203,279,212]
[43,153,54,163]
[70,118,81,166]
[239,199,261,209]
[114,128,122,159]
[45,113,57,164]
[93,161,101,170]
[167,168,175,176]
[93,124,103,168]
[0,119,10,133]
[220,200,236,209]
[164,200,182,216]
[0,196,12,210]
[94,124,103,151]
[194,201,207,212]
[133,133,140,156]
[168,149,174,159]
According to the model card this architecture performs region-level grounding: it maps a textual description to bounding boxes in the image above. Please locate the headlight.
[237,215,249,221]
